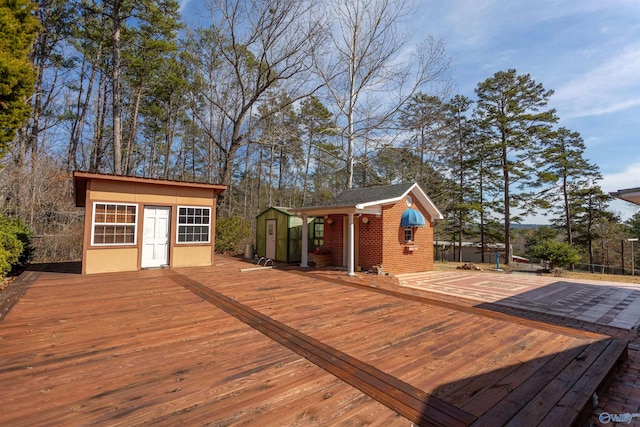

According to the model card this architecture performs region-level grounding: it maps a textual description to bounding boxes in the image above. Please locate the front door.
[266,219,276,259]
[142,206,170,268]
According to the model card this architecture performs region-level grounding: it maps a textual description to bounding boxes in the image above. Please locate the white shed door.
[142,206,170,268]
[266,219,276,259]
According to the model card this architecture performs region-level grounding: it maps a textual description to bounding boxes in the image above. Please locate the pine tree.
[572,184,616,270]
[474,69,557,264]
[537,127,600,246]
[298,96,335,205]
[0,0,40,159]
[443,95,480,261]
[104,0,181,174]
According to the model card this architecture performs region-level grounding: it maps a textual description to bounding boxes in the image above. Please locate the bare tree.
[313,0,449,188]
[185,0,322,190]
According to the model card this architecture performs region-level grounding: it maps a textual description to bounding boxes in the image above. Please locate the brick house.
[293,182,442,275]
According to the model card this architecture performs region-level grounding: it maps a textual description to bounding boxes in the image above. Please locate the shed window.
[177,206,211,243]
[92,203,137,245]
[404,227,414,243]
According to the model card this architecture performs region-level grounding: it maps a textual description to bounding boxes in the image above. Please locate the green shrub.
[215,216,250,253]
[0,214,33,277]
[529,240,581,270]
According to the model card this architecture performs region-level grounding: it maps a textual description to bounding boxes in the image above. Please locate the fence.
[573,263,636,276]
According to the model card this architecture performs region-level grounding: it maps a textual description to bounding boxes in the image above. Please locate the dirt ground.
[434,261,640,285]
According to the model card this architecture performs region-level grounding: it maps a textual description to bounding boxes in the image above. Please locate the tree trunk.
[124,85,143,175]
[268,142,274,206]
[148,135,158,178]
[277,142,285,206]
[302,130,313,205]
[163,107,177,180]
[68,48,100,172]
[90,72,108,172]
[479,156,486,264]
[111,0,123,175]
[502,140,511,265]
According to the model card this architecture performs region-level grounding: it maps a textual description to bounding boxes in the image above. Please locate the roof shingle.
[322,182,414,207]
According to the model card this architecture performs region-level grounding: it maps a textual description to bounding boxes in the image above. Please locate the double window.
[92,203,137,245]
[177,206,211,243]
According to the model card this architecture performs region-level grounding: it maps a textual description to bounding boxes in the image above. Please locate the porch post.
[347,212,355,276]
[300,213,309,268]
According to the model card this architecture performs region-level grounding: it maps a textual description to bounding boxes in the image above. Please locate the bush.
[215,216,251,253]
[529,240,581,270]
[0,214,33,277]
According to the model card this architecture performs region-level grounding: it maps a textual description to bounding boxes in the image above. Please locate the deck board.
[0,257,627,426]
[182,263,627,424]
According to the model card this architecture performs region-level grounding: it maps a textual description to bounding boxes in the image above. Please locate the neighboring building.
[74,172,226,274]
[255,207,321,263]
[293,182,443,275]
[433,241,513,264]
[610,187,640,206]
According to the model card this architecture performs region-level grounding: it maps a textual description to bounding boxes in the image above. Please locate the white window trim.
[176,205,212,244]
[91,202,138,246]
[404,226,414,243]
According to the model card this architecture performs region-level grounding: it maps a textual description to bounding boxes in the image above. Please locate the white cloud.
[512,162,640,224]
[179,0,191,12]
[602,162,640,221]
[552,44,640,119]
[601,161,640,192]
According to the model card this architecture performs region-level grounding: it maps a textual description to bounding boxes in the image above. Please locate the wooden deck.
[0,256,627,426]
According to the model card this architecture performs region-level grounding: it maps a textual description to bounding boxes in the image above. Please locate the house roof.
[610,187,640,206]
[329,182,415,207]
[293,182,443,219]
[73,171,226,207]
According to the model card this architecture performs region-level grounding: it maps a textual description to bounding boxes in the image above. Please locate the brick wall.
[358,215,383,269]
[380,192,435,274]
[323,215,344,267]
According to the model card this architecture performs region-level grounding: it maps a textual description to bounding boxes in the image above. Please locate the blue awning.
[400,209,426,227]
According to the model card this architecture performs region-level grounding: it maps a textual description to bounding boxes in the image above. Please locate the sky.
[410,0,640,222]
[180,0,640,223]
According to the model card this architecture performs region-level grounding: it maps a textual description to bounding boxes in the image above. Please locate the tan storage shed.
[74,172,226,274]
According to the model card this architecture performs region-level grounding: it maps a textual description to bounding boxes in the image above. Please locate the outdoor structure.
[293,182,443,275]
[434,241,513,264]
[611,187,640,206]
[255,207,321,263]
[74,172,226,274]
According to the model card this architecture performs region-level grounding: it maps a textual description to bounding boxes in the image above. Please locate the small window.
[404,227,414,243]
[177,206,211,243]
[313,218,324,248]
[92,203,137,245]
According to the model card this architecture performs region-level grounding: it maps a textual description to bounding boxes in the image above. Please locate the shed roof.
[73,172,226,207]
[292,182,443,219]
[256,206,297,218]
